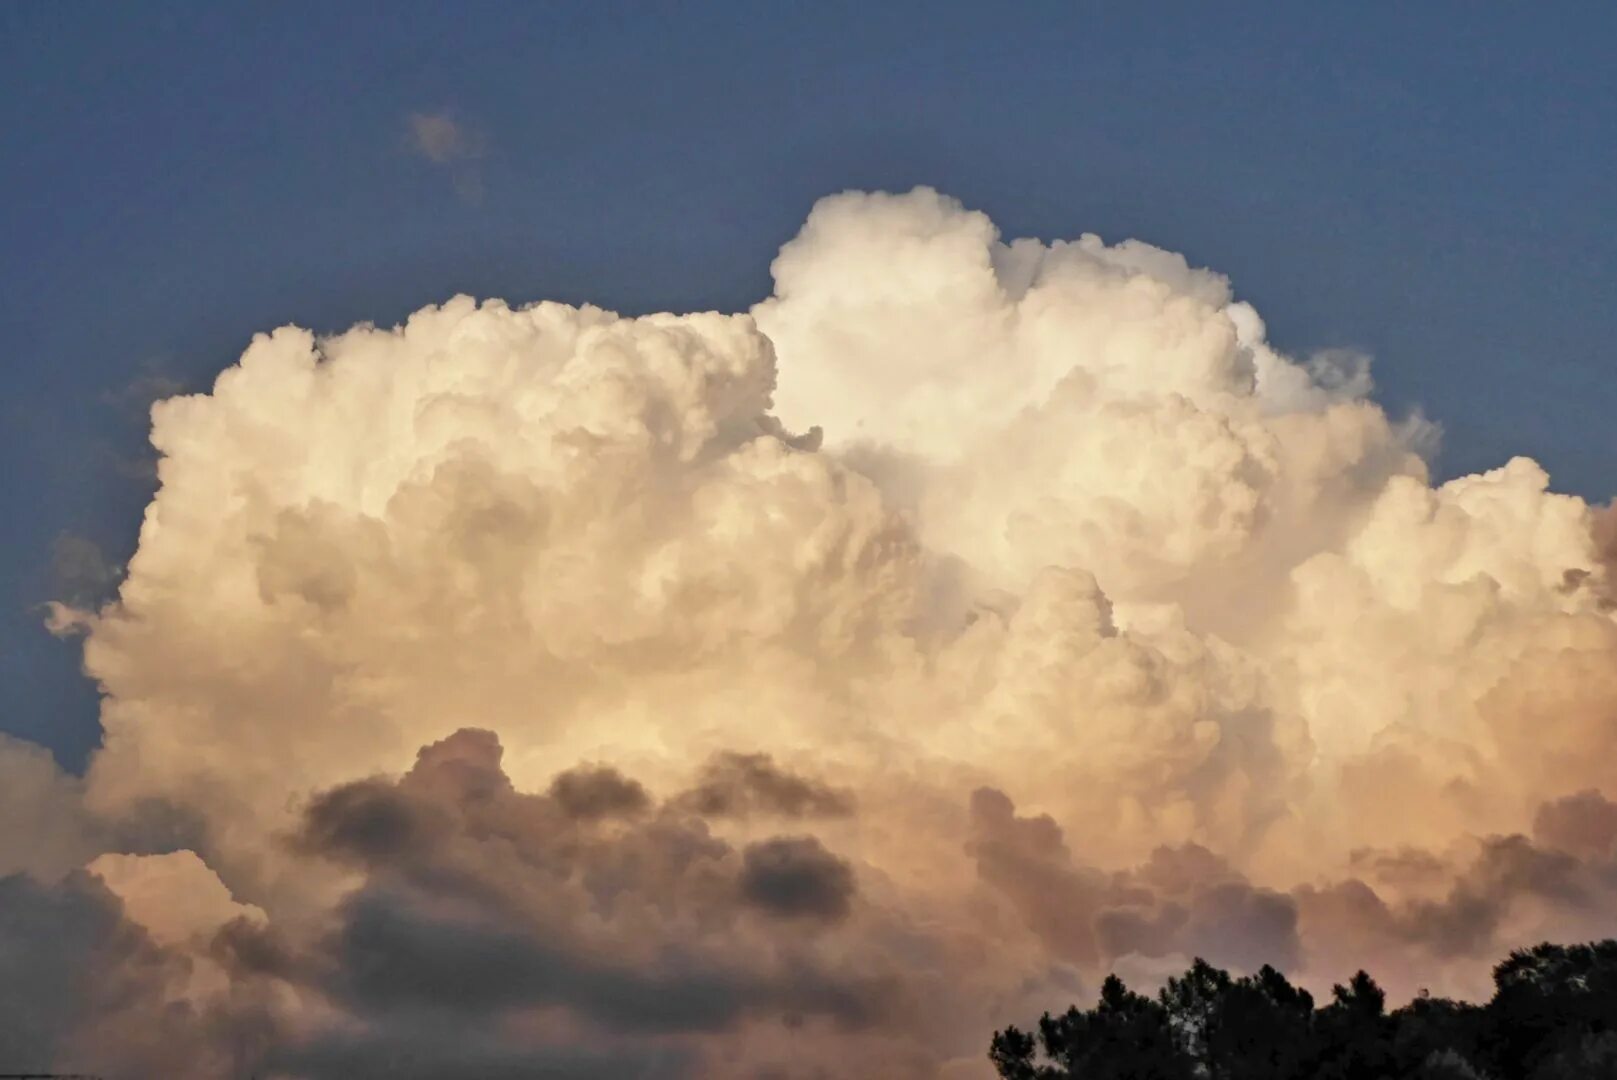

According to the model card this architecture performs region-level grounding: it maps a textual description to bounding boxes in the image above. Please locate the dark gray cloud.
[276,1023,692,1080]
[972,783,1617,997]
[1348,845,1451,891]
[273,729,891,1073]
[674,751,855,819]
[407,726,514,802]
[211,912,306,983]
[327,885,883,1032]
[1392,832,1610,960]
[1297,805,1617,998]
[1534,789,1617,860]
[1180,880,1301,972]
[298,777,446,863]
[0,872,118,1069]
[967,785,1110,963]
[740,836,856,921]
[967,787,1301,972]
[12,744,1615,1075]
[334,888,734,1029]
[548,763,651,820]
[0,871,235,1079]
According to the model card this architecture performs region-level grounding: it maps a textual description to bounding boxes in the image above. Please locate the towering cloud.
[5,187,1613,1077]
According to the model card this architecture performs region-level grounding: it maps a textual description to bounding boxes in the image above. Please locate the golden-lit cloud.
[6,187,1614,1077]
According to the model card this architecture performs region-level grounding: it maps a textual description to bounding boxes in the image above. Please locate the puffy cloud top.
[7,187,1614,1077]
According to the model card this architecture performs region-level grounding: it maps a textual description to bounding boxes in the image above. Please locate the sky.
[5,3,1615,770]
[2,6,1616,1076]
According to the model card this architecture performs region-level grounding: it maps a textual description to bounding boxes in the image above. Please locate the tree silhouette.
[1312,970,1395,1080]
[1485,941,1617,1079]
[990,939,1617,1080]
[1196,964,1316,1079]
[990,975,1194,1080]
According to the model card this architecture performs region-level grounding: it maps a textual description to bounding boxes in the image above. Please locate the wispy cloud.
[49,533,122,608]
[405,109,486,202]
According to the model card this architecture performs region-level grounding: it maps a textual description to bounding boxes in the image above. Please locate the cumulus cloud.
[5,186,1615,1075]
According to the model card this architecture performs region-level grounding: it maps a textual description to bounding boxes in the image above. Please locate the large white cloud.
[5,187,1613,1077]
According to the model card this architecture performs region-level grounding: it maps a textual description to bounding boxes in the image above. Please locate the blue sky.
[4,2,1614,770]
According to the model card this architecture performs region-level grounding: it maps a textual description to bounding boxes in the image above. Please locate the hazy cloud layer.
[6,187,1615,1076]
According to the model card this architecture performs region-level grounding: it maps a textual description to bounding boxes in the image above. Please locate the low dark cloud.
[1534,789,1617,860]
[967,786,1109,963]
[0,872,119,1069]
[298,777,444,863]
[331,887,787,1031]
[9,741,1616,1075]
[548,763,651,820]
[968,786,1300,973]
[971,782,1617,1000]
[1298,808,1617,999]
[269,729,892,1072]
[0,871,236,1078]
[674,750,855,819]
[276,1023,692,1080]
[740,836,856,921]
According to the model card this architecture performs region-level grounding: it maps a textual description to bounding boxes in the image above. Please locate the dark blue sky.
[4,3,1614,770]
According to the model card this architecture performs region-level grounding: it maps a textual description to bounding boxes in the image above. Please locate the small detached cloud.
[405,109,486,202]
[50,533,122,608]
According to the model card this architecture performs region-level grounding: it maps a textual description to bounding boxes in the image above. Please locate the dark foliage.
[990,940,1617,1080]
